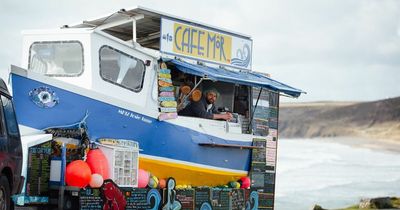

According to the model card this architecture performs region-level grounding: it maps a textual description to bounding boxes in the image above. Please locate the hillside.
[279,97,400,141]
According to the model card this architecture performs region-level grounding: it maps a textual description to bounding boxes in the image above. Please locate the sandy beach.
[308,136,400,153]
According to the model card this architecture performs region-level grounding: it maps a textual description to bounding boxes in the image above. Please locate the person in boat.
[178,88,233,121]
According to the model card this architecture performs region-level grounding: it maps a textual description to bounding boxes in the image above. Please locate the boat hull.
[11,72,251,186]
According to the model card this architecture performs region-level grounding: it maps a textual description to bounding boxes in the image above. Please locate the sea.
[275,138,400,210]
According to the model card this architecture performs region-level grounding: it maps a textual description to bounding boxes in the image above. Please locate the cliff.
[279,97,400,141]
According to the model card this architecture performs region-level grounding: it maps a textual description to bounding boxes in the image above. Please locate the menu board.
[124,188,153,209]
[195,188,211,210]
[258,192,274,208]
[251,162,267,172]
[27,141,51,196]
[252,147,266,163]
[231,189,245,210]
[79,188,103,210]
[211,189,231,210]
[176,189,195,210]
[252,138,266,163]
[265,172,276,185]
[249,89,280,210]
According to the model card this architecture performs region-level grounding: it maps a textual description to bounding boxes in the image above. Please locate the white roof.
[65,6,251,49]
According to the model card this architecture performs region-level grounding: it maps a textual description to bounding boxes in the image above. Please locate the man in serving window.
[179,88,233,121]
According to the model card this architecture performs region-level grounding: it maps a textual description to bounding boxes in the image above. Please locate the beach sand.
[312,136,400,153]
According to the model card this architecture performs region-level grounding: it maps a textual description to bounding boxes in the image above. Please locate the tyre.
[0,175,10,210]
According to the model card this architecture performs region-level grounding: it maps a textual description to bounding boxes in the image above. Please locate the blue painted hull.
[11,73,252,172]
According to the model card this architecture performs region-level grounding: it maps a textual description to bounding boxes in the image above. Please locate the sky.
[0,0,399,102]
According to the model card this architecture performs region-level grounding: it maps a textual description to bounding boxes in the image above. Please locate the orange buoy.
[86,149,110,179]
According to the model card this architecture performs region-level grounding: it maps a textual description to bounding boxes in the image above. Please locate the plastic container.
[97,139,139,187]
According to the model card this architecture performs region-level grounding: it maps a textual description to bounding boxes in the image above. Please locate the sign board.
[27,141,51,196]
[175,189,195,210]
[79,188,103,210]
[161,18,253,70]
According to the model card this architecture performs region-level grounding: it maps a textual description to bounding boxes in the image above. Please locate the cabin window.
[99,46,145,92]
[1,96,19,138]
[29,41,84,76]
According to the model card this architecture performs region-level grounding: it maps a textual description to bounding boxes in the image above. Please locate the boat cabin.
[18,7,302,137]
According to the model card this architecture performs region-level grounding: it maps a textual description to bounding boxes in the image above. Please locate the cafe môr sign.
[160,18,253,70]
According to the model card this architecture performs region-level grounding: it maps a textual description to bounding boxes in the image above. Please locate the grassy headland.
[279,97,400,146]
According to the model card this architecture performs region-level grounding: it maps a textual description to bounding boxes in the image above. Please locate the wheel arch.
[1,167,13,191]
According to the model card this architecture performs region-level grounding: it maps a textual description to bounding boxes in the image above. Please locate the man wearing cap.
[178,88,233,121]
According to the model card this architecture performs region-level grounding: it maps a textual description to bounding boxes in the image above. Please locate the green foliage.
[391,197,400,208]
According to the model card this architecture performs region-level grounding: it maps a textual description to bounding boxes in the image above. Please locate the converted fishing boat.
[10,7,303,187]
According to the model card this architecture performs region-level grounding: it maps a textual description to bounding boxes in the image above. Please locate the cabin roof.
[60,6,303,97]
[65,6,251,49]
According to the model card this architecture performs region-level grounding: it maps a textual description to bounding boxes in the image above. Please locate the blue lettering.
[181,28,190,53]
[198,31,204,56]
[207,34,216,59]
[190,29,198,53]
[219,36,227,61]
[174,26,182,51]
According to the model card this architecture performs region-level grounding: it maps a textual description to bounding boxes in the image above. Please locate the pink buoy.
[89,174,104,188]
[86,149,110,179]
[138,169,150,188]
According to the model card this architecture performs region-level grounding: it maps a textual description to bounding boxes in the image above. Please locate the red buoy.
[65,160,92,188]
[86,149,110,179]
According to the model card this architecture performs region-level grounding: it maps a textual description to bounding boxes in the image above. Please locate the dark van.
[0,79,23,210]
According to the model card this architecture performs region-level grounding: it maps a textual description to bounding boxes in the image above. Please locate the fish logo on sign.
[231,44,251,67]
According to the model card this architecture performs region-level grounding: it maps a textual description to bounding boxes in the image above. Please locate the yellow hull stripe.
[139,156,247,187]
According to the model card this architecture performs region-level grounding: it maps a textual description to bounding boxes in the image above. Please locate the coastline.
[305,136,400,153]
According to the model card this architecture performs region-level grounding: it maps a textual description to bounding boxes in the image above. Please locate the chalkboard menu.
[251,172,276,189]
[251,162,267,172]
[176,189,195,210]
[231,189,245,210]
[79,188,103,210]
[252,147,266,163]
[252,138,266,148]
[124,188,152,209]
[211,188,231,210]
[251,172,266,188]
[252,87,270,137]
[264,172,275,185]
[249,89,280,210]
[258,192,274,208]
[195,188,211,210]
[252,138,266,165]
[27,141,51,196]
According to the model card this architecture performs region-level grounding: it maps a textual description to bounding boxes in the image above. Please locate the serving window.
[163,63,251,134]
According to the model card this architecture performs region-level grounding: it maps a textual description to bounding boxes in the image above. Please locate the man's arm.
[191,101,214,119]
[211,105,232,121]
[212,113,233,121]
